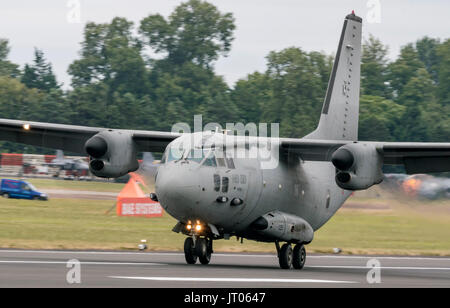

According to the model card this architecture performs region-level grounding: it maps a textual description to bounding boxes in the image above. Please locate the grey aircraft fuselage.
[149,133,350,242]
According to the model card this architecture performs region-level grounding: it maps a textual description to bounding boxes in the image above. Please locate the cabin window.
[232,175,239,184]
[222,177,229,193]
[213,174,220,192]
[240,175,247,184]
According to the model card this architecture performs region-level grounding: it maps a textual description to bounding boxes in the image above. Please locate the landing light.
[186,224,192,230]
[149,193,158,202]
[23,124,30,130]
[216,196,228,203]
[195,224,202,232]
[230,198,244,206]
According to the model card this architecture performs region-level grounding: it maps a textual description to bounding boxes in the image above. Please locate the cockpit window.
[226,158,235,169]
[186,149,205,164]
[216,157,226,167]
[162,144,185,163]
[203,152,217,167]
[163,145,220,167]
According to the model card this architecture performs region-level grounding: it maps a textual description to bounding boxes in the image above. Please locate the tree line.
[0,0,448,154]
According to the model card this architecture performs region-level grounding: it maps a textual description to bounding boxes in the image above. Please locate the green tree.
[436,39,450,107]
[388,44,425,100]
[0,76,45,120]
[21,48,60,92]
[260,48,332,137]
[139,0,235,69]
[0,39,20,78]
[398,68,435,106]
[68,17,148,97]
[359,95,405,141]
[231,72,271,124]
[415,36,440,83]
[361,35,390,97]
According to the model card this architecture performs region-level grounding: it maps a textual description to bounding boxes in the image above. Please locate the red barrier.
[1,153,23,166]
[116,198,163,217]
[116,172,163,217]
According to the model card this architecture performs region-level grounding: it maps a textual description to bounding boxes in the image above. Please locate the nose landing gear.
[276,241,306,270]
[184,236,213,265]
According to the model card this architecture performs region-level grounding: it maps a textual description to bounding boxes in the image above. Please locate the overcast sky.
[1,0,449,89]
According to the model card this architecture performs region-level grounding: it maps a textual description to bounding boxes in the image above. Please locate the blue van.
[0,179,48,200]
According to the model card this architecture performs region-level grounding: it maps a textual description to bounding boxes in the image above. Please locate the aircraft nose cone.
[155,164,199,217]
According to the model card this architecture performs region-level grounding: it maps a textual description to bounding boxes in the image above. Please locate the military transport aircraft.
[0,12,449,269]
[44,150,89,176]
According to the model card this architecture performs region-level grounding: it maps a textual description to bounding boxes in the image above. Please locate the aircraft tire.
[184,237,197,264]
[196,238,211,265]
[278,243,293,269]
[292,244,306,269]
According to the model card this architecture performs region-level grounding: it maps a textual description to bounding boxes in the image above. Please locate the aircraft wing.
[281,138,450,174]
[0,118,178,154]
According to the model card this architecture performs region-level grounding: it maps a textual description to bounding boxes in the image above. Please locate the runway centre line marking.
[0,260,166,266]
[109,276,358,284]
[1,250,450,262]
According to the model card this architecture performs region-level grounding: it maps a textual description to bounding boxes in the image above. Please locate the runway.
[0,249,449,287]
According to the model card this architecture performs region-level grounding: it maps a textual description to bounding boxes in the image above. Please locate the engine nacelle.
[331,142,383,190]
[250,211,314,244]
[85,130,139,178]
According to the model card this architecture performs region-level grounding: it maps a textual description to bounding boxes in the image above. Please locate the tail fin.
[305,12,362,141]
[142,152,155,165]
[56,150,64,160]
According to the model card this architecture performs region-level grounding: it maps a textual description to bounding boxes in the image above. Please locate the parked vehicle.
[0,179,48,200]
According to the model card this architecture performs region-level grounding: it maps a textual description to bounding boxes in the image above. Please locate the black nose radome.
[85,136,108,158]
[332,148,354,171]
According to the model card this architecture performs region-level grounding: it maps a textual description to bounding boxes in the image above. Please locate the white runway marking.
[109,276,357,284]
[0,260,165,266]
[307,265,450,271]
[0,259,446,271]
[1,249,450,262]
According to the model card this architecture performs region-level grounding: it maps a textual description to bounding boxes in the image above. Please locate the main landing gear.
[276,241,306,270]
[184,236,213,265]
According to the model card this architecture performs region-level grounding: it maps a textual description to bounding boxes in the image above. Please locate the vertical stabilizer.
[305,12,362,141]
[56,150,64,160]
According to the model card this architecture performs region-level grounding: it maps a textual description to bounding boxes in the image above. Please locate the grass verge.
[0,193,449,255]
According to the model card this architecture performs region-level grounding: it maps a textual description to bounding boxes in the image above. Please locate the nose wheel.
[276,242,306,270]
[183,237,198,264]
[184,236,213,265]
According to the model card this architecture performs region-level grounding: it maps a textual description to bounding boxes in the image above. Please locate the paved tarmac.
[42,189,118,200]
[0,249,449,288]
